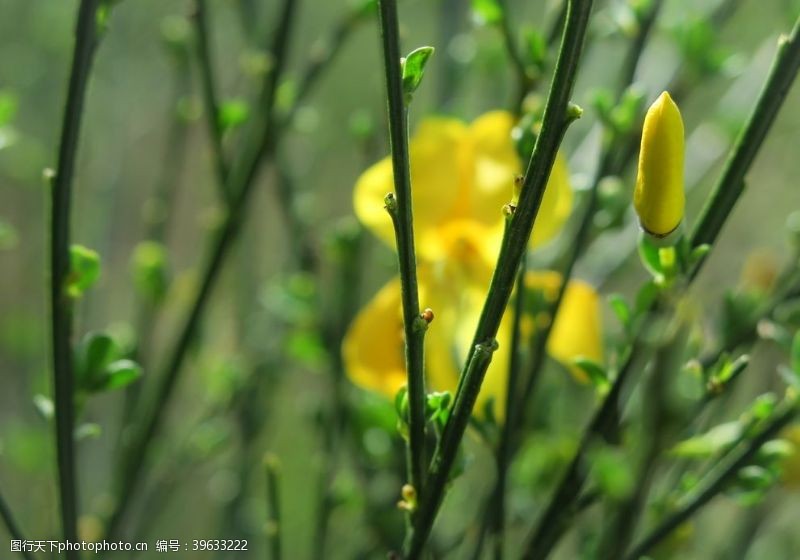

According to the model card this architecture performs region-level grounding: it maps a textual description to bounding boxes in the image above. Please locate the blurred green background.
[1,0,799,558]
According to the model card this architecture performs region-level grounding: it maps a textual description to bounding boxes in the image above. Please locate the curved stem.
[50,0,100,554]
[403,2,595,556]
[376,0,427,503]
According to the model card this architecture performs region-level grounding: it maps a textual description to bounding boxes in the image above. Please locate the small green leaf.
[75,423,102,441]
[33,394,54,421]
[589,445,635,500]
[131,241,169,304]
[572,357,609,391]
[0,91,18,126]
[523,28,546,68]
[671,421,742,458]
[472,0,503,25]
[749,393,777,422]
[608,294,631,330]
[67,245,101,298]
[218,99,250,132]
[101,359,143,391]
[84,333,117,375]
[401,46,435,101]
[638,235,664,279]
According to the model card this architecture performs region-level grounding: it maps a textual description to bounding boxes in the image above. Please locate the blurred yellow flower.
[343,111,603,418]
[781,425,800,488]
[634,91,685,237]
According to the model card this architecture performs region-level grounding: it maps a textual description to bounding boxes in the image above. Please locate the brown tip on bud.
[514,175,524,186]
[421,308,434,324]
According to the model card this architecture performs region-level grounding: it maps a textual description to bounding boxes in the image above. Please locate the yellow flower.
[343,111,603,418]
[634,91,685,237]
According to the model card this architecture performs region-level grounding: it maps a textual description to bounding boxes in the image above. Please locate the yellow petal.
[421,279,512,420]
[342,278,407,398]
[530,151,573,246]
[353,118,468,254]
[524,272,604,382]
[634,91,685,237]
[548,279,604,382]
[463,111,522,227]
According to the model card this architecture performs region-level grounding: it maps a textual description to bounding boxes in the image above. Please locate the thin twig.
[0,488,34,560]
[192,0,230,198]
[403,2,595,556]
[107,0,300,537]
[690,16,800,253]
[376,0,428,501]
[50,0,101,554]
[623,399,799,560]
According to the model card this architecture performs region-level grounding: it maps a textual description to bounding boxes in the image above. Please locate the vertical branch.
[50,0,100,553]
[108,0,300,538]
[404,1,594,557]
[376,0,427,498]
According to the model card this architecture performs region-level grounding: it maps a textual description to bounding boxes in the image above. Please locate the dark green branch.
[50,0,100,554]
[403,1,594,556]
[0,488,34,560]
[376,0,427,505]
[623,399,799,560]
[192,0,230,199]
[107,0,299,538]
[690,16,800,252]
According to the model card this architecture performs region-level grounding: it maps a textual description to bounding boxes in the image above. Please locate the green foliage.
[66,244,101,298]
[671,421,742,458]
[589,444,635,500]
[572,357,610,393]
[401,46,435,103]
[0,218,18,250]
[131,241,169,304]
[74,331,142,395]
[471,0,503,26]
[218,99,251,132]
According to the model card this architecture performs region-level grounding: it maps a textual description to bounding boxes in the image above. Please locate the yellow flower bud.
[634,91,685,237]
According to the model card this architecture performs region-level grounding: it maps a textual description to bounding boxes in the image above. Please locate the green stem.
[50,0,100,554]
[690,16,800,252]
[520,342,640,559]
[265,455,282,560]
[192,0,230,198]
[618,0,663,89]
[376,0,427,500]
[596,334,678,560]
[107,0,299,537]
[496,0,532,111]
[486,261,526,560]
[125,54,192,423]
[622,399,799,560]
[404,2,594,556]
[0,488,34,560]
